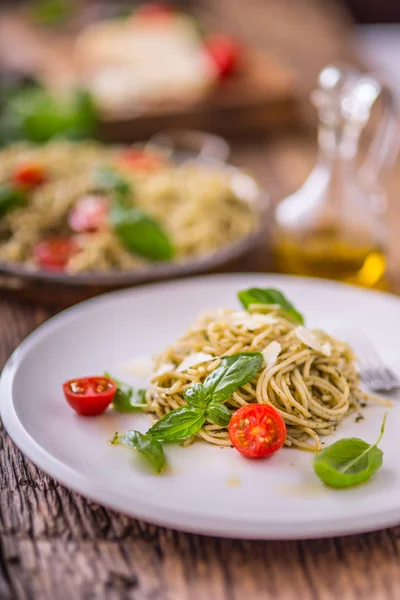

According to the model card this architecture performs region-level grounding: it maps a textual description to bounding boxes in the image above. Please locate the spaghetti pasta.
[146,304,374,451]
[0,141,256,273]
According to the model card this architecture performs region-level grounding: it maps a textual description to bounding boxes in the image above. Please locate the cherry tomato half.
[12,163,47,189]
[117,149,166,173]
[228,404,286,458]
[63,376,116,416]
[69,195,108,233]
[33,237,77,271]
[204,34,241,80]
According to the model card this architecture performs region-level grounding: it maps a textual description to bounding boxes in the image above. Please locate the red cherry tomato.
[117,149,166,172]
[63,376,116,416]
[204,34,241,80]
[33,237,77,271]
[228,404,286,458]
[12,163,47,189]
[69,195,108,233]
[134,2,174,20]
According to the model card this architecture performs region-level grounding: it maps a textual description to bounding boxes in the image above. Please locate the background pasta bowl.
[0,152,269,293]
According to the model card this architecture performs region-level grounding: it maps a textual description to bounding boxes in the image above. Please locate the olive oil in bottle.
[274,65,396,289]
[275,231,387,289]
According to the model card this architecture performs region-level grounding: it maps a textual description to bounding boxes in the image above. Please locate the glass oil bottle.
[274,65,398,288]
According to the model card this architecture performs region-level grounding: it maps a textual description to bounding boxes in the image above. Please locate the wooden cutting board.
[0,12,299,141]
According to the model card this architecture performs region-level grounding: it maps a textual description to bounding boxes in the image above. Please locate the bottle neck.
[317,122,361,165]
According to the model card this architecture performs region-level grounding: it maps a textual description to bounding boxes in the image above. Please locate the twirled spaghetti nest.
[146,306,372,451]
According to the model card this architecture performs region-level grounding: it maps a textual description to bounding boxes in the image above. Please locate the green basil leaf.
[149,407,206,442]
[113,387,146,412]
[238,288,304,325]
[30,0,73,26]
[313,414,386,488]
[184,383,208,407]
[112,430,164,474]
[110,205,174,261]
[203,352,263,403]
[71,88,98,138]
[94,167,131,197]
[0,184,27,217]
[0,86,97,144]
[104,372,146,412]
[207,402,232,427]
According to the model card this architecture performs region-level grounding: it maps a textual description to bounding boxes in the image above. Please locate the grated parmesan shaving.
[230,311,277,331]
[261,341,282,368]
[176,352,214,373]
[154,362,175,376]
[294,326,332,356]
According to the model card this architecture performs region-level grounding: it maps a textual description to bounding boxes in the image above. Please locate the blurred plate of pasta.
[0,139,268,289]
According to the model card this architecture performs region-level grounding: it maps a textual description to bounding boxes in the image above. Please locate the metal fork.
[342,329,400,392]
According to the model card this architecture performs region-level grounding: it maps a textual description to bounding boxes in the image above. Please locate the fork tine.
[338,327,400,392]
[384,368,400,385]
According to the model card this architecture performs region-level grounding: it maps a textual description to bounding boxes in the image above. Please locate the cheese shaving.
[294,326,332,356]
[176,352,214,373]
[261,341,282,368]
[154,363,175,376]
[230,311,277,331]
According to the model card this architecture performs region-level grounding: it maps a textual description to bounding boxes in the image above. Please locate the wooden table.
[1,1,400,598]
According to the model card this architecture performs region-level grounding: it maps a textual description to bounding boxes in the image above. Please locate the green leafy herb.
[109,204,174,261]
[94,168,131,197]
[112,430,165,474]
[206,402,232,427]
[0,86,97,145]
[184,383,208,407]
[112,352,262,468]
[0,184,27,217]
[94,167,174,261]
[313,414,387,488]
[149,407,206,442]
[149,352,261,439]
[29,0,73,26]
[71,89,98,138]
[105,372,146,412]
[238,288,304,324]
[202,352,263,403]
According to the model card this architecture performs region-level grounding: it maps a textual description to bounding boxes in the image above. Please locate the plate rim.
[2,273,400,539]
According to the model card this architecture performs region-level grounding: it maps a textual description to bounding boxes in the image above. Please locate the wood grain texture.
[1,1,400,599]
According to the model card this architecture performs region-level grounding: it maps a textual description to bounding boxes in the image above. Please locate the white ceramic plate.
[1,274,400,539]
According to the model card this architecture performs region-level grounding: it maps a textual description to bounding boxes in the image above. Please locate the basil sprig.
[112,352,263,472]
[95,167,174,261]
[0,184,27,217]
[149,352,263,442]
[94,167,131,197]
[200,352,263,403]
[149,407,207,442]
[206,402,232,427]
[105,372,147,412]
[109,204,174,261]
[238,288,304,325]
[313,414,387,488]
[111,430,165,474]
